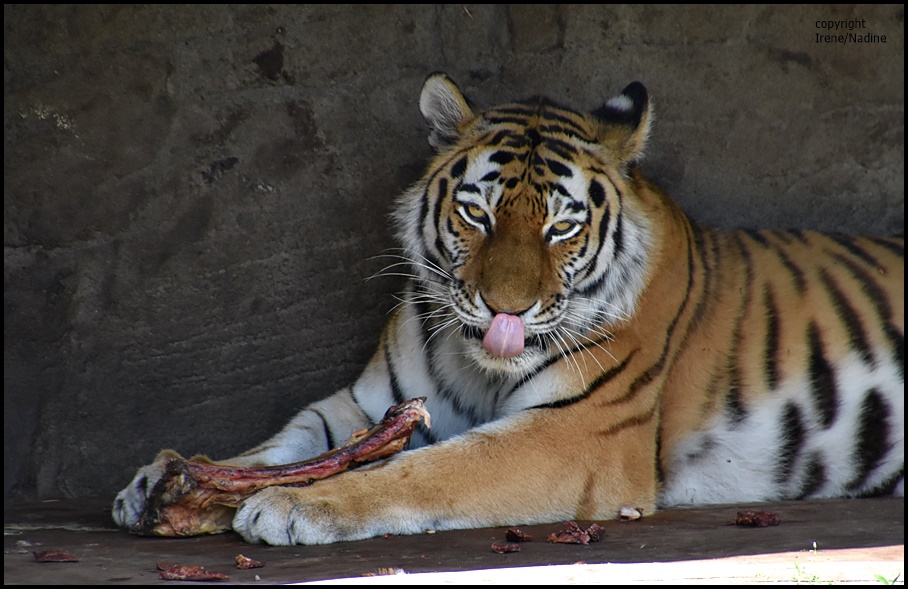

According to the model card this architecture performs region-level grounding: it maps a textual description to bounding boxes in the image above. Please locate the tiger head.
[394,73,656,375]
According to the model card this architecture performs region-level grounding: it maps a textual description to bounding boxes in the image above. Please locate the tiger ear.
[591,82,653,165]
[420,72,476,149]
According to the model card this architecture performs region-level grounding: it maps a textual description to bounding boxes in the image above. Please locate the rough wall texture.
[4,5,903,502]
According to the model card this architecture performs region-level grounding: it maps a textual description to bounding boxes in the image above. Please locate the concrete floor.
[4,497,903,584]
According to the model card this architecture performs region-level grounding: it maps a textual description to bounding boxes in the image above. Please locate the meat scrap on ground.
[33,550,79,563]
[491,526,533,552]
[491,541,521,553]
[157,563,230,581]
[734,510,782,527]
[505,527,533,542]
[547,521,605,545]
[234,554,265,570]
[133,398,431,537]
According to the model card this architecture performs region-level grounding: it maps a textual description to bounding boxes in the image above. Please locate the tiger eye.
[464,204,486,221]
[552,221,574,234]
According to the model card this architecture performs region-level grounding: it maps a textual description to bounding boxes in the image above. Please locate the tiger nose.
[480,293,534,317]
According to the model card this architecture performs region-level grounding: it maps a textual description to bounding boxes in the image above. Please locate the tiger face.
[395,74,656,374]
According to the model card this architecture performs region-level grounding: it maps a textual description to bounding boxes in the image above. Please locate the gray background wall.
[4,5,903,503]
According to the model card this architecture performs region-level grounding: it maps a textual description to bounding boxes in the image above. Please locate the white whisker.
[560,324,614,368]
[367,249,454,283]
[550,329,584,383]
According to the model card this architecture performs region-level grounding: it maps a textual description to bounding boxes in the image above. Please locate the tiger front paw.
[111,450,181,529]
[233,485,420,546]
[231,487,350,545]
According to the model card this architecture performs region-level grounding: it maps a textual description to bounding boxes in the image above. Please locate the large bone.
[132,397,431,537]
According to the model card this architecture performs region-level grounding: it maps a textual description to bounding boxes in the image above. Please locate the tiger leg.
[112,387,373,529]
[232,399,658,545]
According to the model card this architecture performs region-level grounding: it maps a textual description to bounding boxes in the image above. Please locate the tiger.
[113,72,904,546]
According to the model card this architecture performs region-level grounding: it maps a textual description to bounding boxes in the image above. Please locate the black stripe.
[530,349,637,410]
[611,203,625,258]
[865,236,904,258]
[418,144,488,266]
[383,342,408,407]
[525,128,542,147]
[770,230,795,245]
[596,402,657,437]
[450,156,468,178]
[445,217,459,239]
[488,129,513,146]
[763,284,780,390]
[505,327,622,401]
[742,229,770,247]
[745,230,807,295]
[545,158,573,178]
[652,224,701,482]
[434,387,482,427]
[488,150,516,165]
[309,409,336,452]
[830,252,904,379]
[797,452,827,498]
[551,182,571,198]
[588,179,606,208]
[575,202,611,291]
[531,151,545,168]
[725,233,757,425]
[540,108,590,133]
[502,136,527,150]
[765,237,808,295]
[829,252,898,326]
[431,178,449,263]
[724,380,746,424]
[856,467,904,498]
[410,291,432,325]
[621,222,700,406]
[818,267,875,366]
[807,322,839,429]
[893,329,905,380]
[423,342,485,428]
[684,225,715,346]
[383,321,438,444]
[847,388,892,491]
[571,235,589,267]
[484,115,533,126]
[776,403,805,485]
[789,229,811,245]
[565,199,584,213]
[540,137,580,156]
[537,124,594,142]
[651,225,698,483]
[829,234,882,268]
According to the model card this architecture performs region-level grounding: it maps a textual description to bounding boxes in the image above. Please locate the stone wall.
[4,5,903,501]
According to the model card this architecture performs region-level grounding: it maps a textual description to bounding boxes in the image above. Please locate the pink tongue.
[482,313,525,358]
